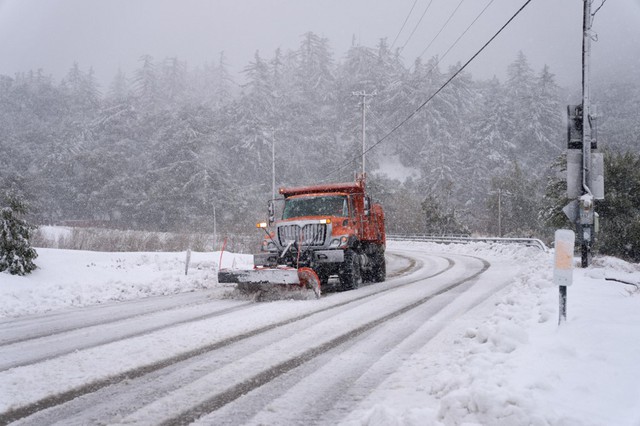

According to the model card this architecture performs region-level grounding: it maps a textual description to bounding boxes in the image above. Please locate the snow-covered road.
[0,247,517,425]
[2,241,639,425]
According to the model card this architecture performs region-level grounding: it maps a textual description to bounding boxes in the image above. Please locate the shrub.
[0,191,38,275]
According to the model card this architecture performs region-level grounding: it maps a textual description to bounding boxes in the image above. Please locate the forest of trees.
[1,33,638,247]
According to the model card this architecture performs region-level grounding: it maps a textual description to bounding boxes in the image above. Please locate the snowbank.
[0,248,252,318]
[344,245,640,426]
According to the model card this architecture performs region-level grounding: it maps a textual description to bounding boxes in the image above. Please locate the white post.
[554,229,575,324]
[185,248,191,276]
[213,204,217,249]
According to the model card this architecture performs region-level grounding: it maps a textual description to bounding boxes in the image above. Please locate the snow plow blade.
[218,267,321,299]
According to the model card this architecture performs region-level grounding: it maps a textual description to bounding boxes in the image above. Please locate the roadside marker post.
[185,248,191,276]
[554,229,575,324]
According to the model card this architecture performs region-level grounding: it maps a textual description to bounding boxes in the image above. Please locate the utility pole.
[490,188,511,237]
[564,0,604,268]
[271,127,276,201]
[580,0,593,267]
[498,189,502,237]
[352,90,375,177]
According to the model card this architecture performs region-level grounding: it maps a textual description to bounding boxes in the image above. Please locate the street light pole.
[352,90,375,177]
[271,128,276,201]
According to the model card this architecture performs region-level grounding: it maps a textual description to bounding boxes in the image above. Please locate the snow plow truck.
[218,177,386,298]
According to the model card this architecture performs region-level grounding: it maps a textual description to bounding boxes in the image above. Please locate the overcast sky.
[0,0,638,91]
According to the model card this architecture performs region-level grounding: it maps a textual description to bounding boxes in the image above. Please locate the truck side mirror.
[268,200,275,225]
[364,197,371,217]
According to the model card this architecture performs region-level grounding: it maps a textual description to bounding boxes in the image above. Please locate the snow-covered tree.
[539,153,572,234]
[60,62,101,115]
[487,162,542,237]
[597,150,640,262]
[0,190,38,275]
[133,55,159,109]
[160,57,187,105]
[3,37,627,239]
[294,32,335,104]
[105,69,131,105]
[421,192,469,236]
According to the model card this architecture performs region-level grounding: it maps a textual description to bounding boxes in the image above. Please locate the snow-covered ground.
[343,244,640,426]
[0,248,251,318]
[1,241,639,425]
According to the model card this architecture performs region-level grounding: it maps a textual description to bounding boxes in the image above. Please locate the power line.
[367,0,496,138]
[375,0,496,143]
[591,0,607,17]
[323,0,535,181]
[436,0,495,62]
[390,0,420,50]
[590,0,607,24]
[410,0,495,76]
[417,0,465,59]
[399,0,435,52]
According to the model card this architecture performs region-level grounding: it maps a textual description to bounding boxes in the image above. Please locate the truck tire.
[339,249,362,291]
[371,253,386,282]
[316,269,330,288]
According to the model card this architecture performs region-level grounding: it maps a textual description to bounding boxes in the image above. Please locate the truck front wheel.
[339,249,362,291]
[371,250,386,283]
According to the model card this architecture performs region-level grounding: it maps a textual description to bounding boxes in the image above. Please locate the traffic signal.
[567,104,583,149]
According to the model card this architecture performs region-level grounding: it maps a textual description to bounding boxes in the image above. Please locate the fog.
[0,0,638,89]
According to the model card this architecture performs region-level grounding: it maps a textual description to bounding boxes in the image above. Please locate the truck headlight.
[261,240,277,251]
[329,235,349,248]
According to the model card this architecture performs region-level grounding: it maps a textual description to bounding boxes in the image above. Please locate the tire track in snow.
[198,256,492,425]
[121,256,490,425]
[0,253,416,372]
[0,251,429,424]
[0,291,237,346]
[0,301,254,371]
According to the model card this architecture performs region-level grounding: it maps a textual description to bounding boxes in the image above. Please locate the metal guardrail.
[387,234,549,252]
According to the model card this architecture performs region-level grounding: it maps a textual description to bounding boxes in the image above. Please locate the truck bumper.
[254,249,344,267]
[313,249,344,263]
[254,252,279,267]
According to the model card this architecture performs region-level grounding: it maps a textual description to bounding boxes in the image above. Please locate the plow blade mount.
[218,266,321,299]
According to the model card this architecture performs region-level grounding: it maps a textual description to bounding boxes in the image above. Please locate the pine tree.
[421,193,469,236]
[206,51,235,109]
[539,153,573,237]
[462,77,514,208]
[133,55,159,110]
[295,32,335,104]
[160,57,187,105]
[487,162,542,237]
[0,190,38,275]
[597,150,640,261]
[505,52,535,157]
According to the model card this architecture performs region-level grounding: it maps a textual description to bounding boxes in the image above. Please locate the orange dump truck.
[218,177,386,298]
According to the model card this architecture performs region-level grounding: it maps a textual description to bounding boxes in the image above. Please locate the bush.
[0,191,38,275]
[597,151,640,262]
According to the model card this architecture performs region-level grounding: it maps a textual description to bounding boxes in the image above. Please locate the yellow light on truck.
[320,219,331,224]
[256,222,268,228]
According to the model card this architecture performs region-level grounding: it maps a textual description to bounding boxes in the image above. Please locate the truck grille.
[278,223,327,246]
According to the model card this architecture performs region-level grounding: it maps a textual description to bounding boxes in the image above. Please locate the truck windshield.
[282,195,348,219]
